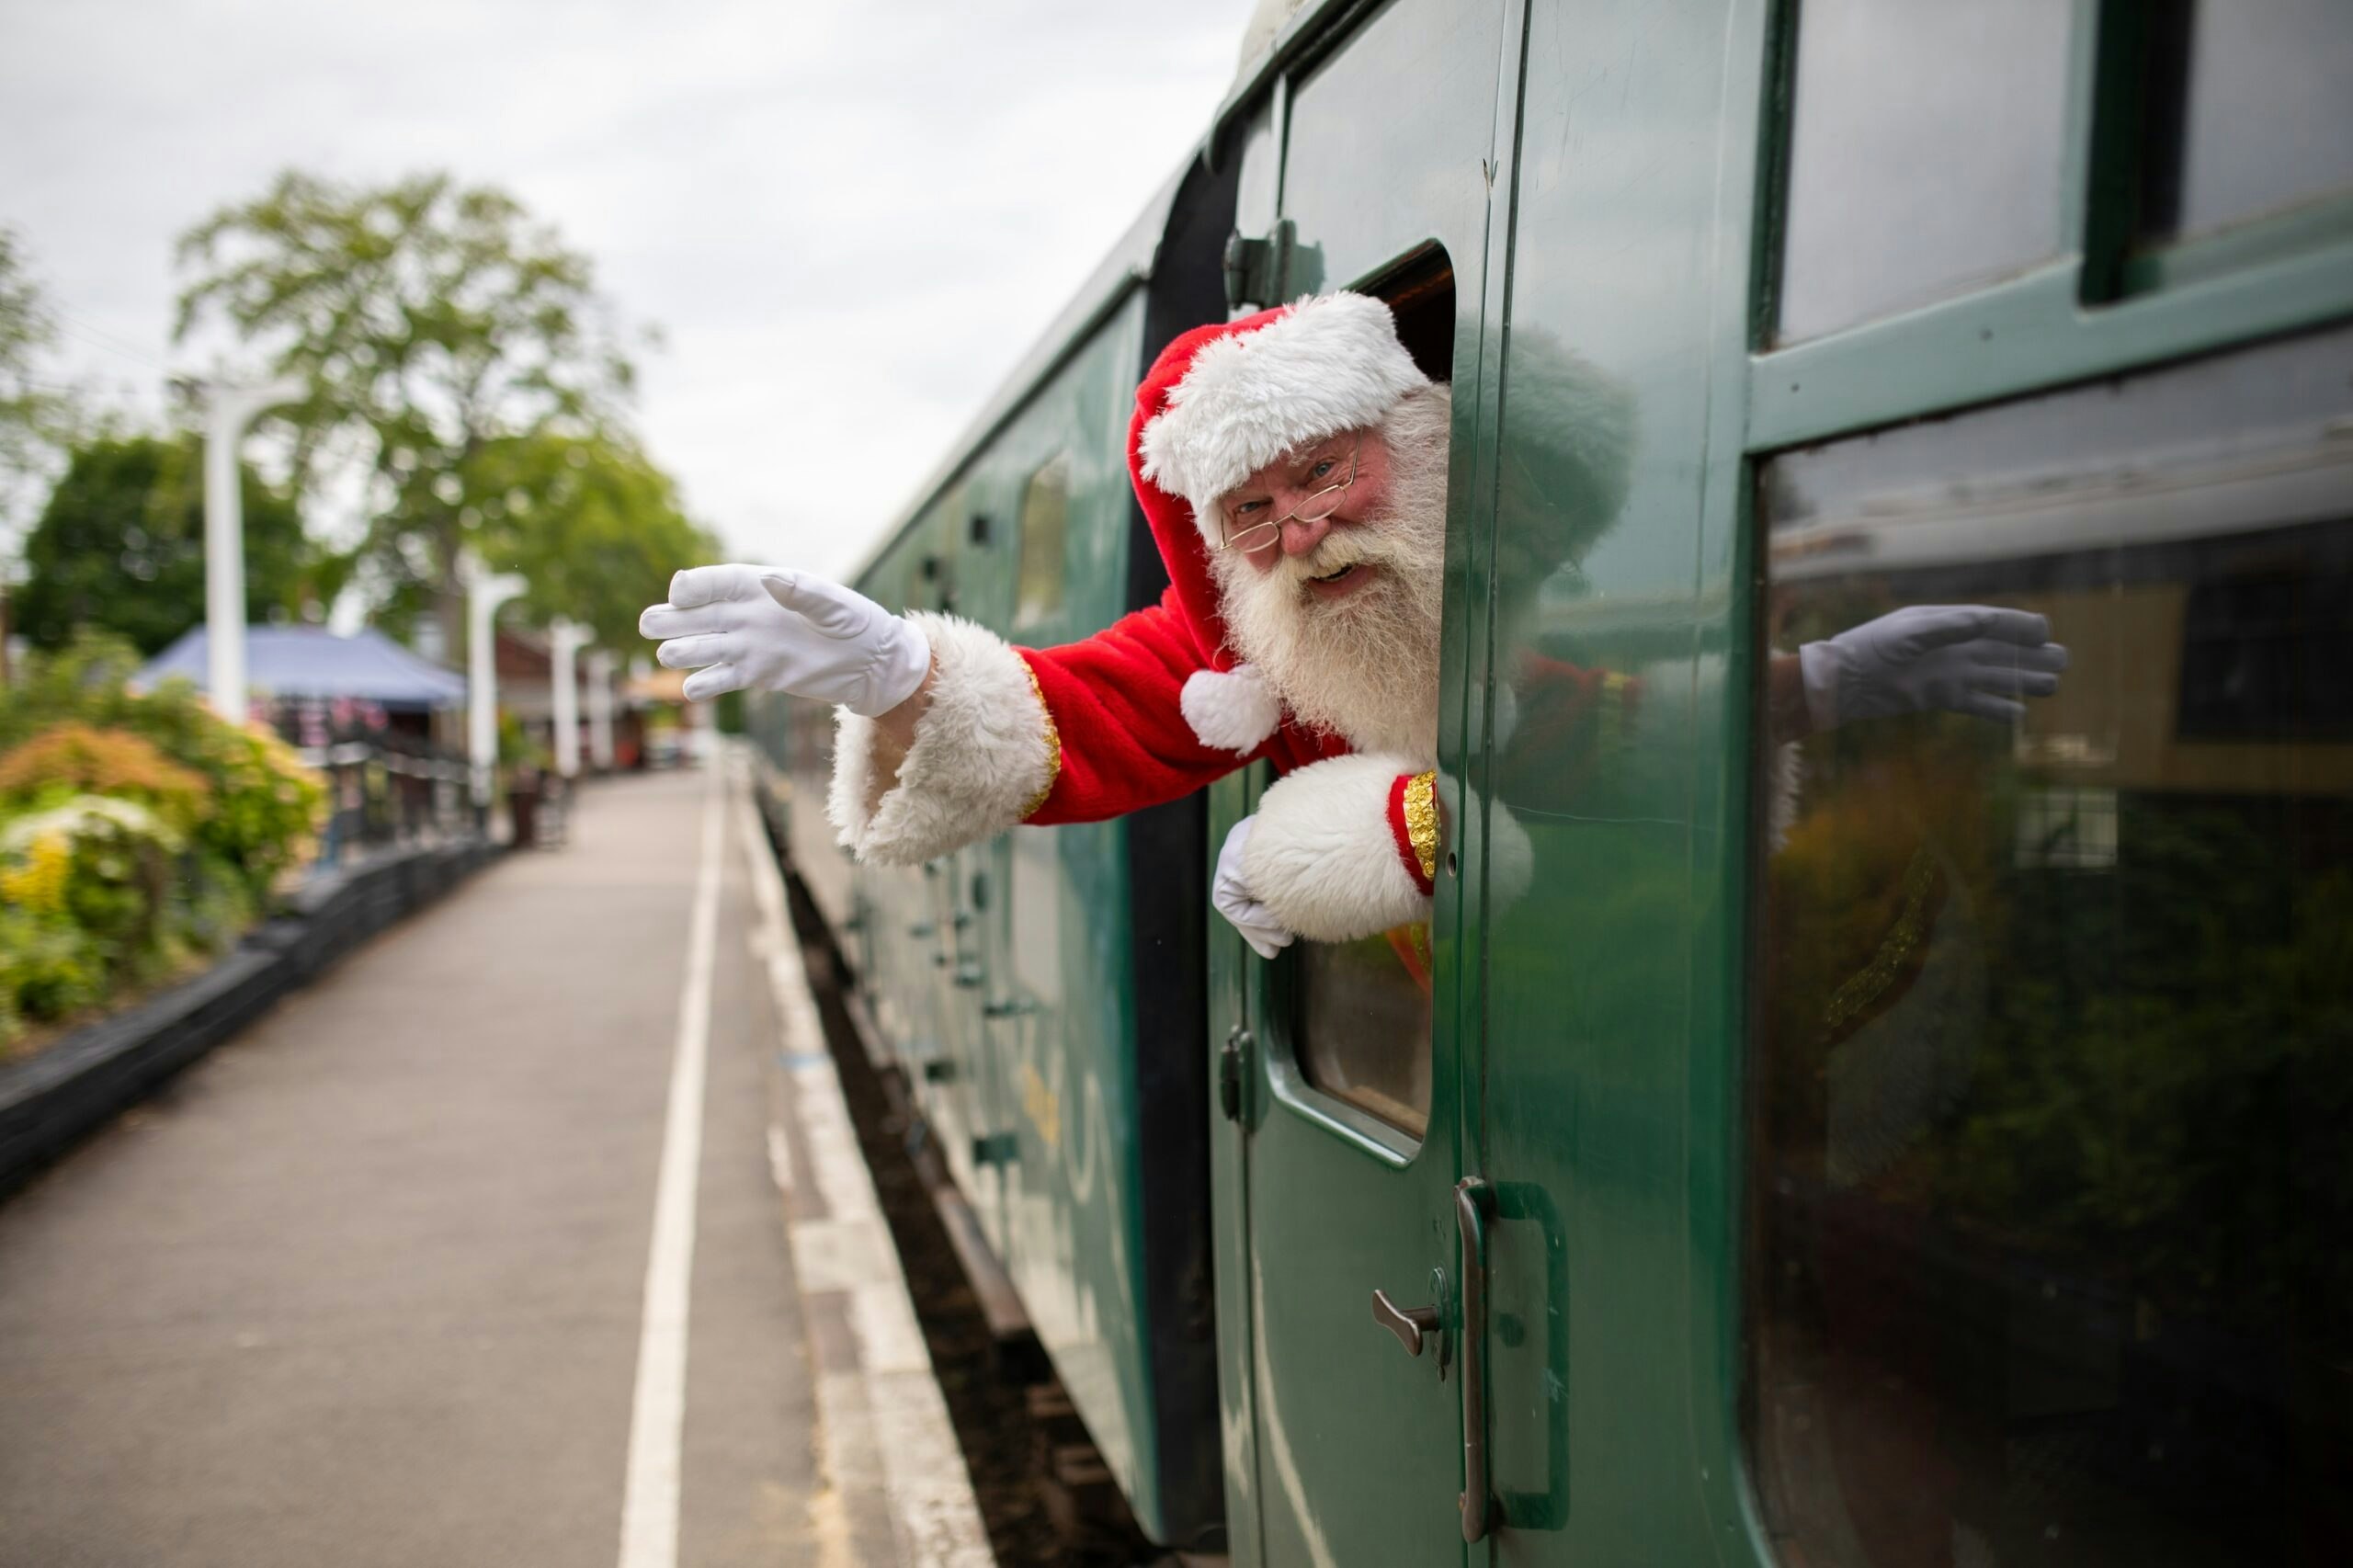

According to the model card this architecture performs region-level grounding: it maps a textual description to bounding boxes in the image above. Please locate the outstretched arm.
[642,569,1256,865]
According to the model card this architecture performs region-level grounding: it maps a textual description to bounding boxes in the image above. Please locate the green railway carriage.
[754,0,2353,1562]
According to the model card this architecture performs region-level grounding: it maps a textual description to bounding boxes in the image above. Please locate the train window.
[1284,251,1454,1142]
[1295,934,1434,1137]
[1013,453,1070,631]
[1745,323,2353,1568]
[1774,0,2072,343]
[2133,0,2353,246]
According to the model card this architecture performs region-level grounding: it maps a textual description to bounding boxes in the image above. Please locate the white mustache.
[1269,526,1392,586]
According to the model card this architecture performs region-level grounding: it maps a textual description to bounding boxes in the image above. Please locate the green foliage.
[463,430,718,649]
[1766,730,2353,1358]
[0,633,325,901]
[173,170,644,646]
[0,721,210,834]
[0,226,78,541]
[496,709,550,777]
[13,433,324,653]
[0,634,328,1049]
[0,910,104,1035]
[1,796,180,956]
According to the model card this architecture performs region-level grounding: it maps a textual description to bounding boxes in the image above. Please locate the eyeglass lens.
[1224,443,1358,550]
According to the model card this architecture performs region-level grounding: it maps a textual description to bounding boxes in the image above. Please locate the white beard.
[1211,383,1451,763]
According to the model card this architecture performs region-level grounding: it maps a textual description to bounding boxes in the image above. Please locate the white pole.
[203,377,305,720]
[586,651,617,771]
[551,618,590,779]
[467,572,529,809]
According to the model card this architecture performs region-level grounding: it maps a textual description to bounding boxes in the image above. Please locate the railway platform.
[0,761,988,1568]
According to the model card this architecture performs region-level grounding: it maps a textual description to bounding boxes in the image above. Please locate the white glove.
[1213,816,1293,960]
[1800,605,2066,729]
[638,564,931,715]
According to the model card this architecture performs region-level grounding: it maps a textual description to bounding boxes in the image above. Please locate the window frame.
[1746,0,2353,454]
[1732,0,2353,1560]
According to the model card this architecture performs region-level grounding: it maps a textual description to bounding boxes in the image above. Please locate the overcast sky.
[0,0,1262,580]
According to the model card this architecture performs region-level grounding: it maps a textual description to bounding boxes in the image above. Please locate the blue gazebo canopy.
[138,626,469,711]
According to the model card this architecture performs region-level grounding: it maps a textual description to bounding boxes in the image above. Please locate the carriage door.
[1210,3,1516,1562]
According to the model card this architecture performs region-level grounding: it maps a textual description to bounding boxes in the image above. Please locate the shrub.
[0,632,324,900]
[1,795,182,964]
[0,910,104,1035]
[0,722,210,832]
[0,633,326,1047]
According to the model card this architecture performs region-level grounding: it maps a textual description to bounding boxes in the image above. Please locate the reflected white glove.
[638,564,931,715]
[1213,816,1293,961]
[1800,605,2067,729]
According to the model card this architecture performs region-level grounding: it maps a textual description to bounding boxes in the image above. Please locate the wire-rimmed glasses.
[1214,436,1362,554]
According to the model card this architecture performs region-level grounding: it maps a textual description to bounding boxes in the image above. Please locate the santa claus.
[641,292,1482,953]
[640,291,2063,955]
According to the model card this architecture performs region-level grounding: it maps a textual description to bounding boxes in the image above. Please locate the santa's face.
[1222,430,1398,595]
[1209,383,1453,760]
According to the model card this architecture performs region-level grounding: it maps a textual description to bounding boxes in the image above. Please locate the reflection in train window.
[1746,324,2353,1568]
[1295,933,1433,1138]
[1014,453,1071,631]
[1774,0,2072,342]
[2135,0,2353,245]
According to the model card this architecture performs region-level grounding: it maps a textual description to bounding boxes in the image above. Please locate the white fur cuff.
[1182,663,1283,753]
[1242,753,1432,942]
[827,612,1058,866]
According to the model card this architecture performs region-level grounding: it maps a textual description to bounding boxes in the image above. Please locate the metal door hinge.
[1223,220,1297,311]
[1219,1026,1253,1121]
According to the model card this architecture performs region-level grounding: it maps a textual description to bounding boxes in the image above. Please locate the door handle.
[1371,1290,1439,1358]
[1457,1177,1493,1543]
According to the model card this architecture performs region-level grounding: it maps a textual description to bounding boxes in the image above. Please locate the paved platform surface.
[0,764,946,1567]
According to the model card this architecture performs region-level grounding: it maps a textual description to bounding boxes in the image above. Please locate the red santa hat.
[1136,292,1429,545]
[1125,292,1430,752]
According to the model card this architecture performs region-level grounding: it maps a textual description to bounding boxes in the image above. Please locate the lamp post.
[550,618,592,779]
[586,650,617,772]
[202,377,306,720]
[467,571,529,813]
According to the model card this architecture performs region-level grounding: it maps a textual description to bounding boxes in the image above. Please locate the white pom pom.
[1182,664,1283,753]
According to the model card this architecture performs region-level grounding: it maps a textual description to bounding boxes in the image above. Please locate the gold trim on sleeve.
[1018,660,1063,819]
[1403,769,1439,885]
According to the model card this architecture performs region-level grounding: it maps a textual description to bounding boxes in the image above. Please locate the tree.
[2,227,82,676]
[0,227,75,533]
[173,171,640,650]
[464,431,717,650]
[13,434,320,655]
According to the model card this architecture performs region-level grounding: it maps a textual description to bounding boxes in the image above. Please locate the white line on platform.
[730,757,993,1568]
[767,1123,796,1196]
[616,763,723,1568]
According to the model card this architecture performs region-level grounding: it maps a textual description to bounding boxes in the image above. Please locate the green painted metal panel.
[1213,2,1516,1563]
[1745,240,2353,452]
[823,288,1209,1537]
[976,294,1174,1532]
[1473,0,1774,1563]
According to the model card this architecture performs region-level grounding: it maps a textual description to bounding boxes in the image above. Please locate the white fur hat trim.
[1181,664,1284,753]
[1140,293,1428,538]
